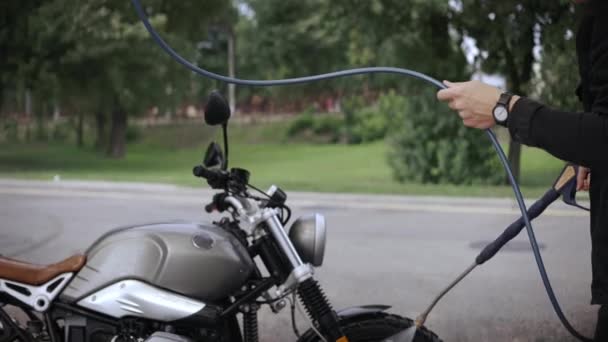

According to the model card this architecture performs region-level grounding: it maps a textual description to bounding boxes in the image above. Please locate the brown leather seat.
[0,254,86,286]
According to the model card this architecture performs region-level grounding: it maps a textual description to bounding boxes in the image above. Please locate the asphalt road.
[0,180,599,341]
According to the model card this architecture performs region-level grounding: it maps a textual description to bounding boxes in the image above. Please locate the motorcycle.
[0,92,442,342]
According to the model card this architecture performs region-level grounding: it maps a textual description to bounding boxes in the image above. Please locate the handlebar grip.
[475,188,560,265]
[193,165,212,178]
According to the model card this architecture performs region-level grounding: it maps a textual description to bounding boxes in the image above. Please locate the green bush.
[287,108,343,143]
[287,109,316,137]
[387,89,502,185]
[346,106,385,143]
[51,122,70,142]
[126,125,142,143]
[311,115,342,138]
[2,119,19,143]
[342,93,407,144]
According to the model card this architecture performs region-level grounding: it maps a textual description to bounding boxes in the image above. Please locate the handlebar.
[193,165,250,193]
[193,165,224,180]
[193,165,230,190]
[204,192,248,215]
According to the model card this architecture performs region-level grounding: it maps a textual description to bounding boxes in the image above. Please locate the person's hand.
[436,80,520,129]
[577,166,591,191]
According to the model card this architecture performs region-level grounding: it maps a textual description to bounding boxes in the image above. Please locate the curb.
[0,178,590,217]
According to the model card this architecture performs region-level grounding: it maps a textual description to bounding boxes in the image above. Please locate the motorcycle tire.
[297,312,442,342]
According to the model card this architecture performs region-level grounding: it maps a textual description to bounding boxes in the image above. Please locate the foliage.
[451,0,577,181]
[1,0,235,156]
[347,106,388,144]
[287,109,343,143]
[288,93,405,145]
[1,119,19,143]
[237,0,469,102]
[52,123,70,143]
[125,125,142,143]
[537,6,581,112]
[387,89,502,185]
[342,93,405,144]
[1,0,586,187]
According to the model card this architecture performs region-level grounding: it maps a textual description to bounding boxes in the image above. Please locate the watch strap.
[497,92,513,109]
[494,92,513,127]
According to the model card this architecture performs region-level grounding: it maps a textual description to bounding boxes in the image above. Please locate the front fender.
[336,305,391,319]
[297,305,408,342]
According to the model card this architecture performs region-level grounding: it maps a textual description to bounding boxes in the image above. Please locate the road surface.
[0,180,598,341]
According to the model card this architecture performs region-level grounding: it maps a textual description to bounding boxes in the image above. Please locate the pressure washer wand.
[386,164,586,341]
[476,164,586,266]
[412,185,561,329]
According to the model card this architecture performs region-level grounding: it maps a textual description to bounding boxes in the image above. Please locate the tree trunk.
[24,89,33,143]
[25,88,32,118]
[53,102,60,122]
[502,24,535,185]
[227,30,236,115]
[95,111,106,151]
[76,112,84,148]
[507,140,522,184]
[0,86,4,115]
[107,103,127,158]
[35,105,46,142]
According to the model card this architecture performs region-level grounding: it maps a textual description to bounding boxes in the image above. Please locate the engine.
[54,311,221,342]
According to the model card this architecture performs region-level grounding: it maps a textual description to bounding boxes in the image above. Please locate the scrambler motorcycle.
[0,92,442,342]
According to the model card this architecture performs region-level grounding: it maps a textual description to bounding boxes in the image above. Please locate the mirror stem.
[222,123,229,170]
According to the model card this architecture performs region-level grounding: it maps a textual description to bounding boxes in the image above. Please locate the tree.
[237,0,501,184]
[236,0,349,105]
[0,0,44,114]
[452,0,575,183]
[20,0,235,157]
[537,6,580,112]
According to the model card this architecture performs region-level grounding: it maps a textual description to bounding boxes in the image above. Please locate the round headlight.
[288,213,326,267]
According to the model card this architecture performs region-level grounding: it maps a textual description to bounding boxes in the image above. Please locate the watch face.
[493,106,508,122]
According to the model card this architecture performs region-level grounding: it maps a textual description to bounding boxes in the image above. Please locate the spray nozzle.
[555,164,589,211]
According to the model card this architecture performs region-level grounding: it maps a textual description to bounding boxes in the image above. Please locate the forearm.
[508,97,608,168]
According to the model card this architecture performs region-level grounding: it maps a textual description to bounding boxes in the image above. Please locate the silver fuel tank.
[61,222,254,303]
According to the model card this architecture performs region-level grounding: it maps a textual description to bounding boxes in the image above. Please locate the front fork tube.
[263,211,347,341]
[264,213,314,292]
[298,279,348,342]
[264,213,304,268]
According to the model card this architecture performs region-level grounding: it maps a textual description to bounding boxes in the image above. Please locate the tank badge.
[192,233,214,249]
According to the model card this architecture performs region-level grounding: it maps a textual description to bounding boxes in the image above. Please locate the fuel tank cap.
[192,233,215,250]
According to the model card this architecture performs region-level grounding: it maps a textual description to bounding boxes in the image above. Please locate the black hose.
[487,131,590,341]
[130,1,591,340]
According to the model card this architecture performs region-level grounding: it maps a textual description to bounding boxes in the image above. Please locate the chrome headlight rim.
[311,213,326,267]
[288,213,327,267]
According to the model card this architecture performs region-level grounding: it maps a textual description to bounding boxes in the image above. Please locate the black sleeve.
[508,97,608,169]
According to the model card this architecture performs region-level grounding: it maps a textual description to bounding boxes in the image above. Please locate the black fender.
[336,305,391,319]
[297,305,440,342]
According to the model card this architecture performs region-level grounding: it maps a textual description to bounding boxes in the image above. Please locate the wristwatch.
[492,92,513,127]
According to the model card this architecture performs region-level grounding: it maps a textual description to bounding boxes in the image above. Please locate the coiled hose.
[129,1,591,340]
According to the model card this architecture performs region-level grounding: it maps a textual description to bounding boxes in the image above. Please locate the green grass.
[0,120,567,197]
